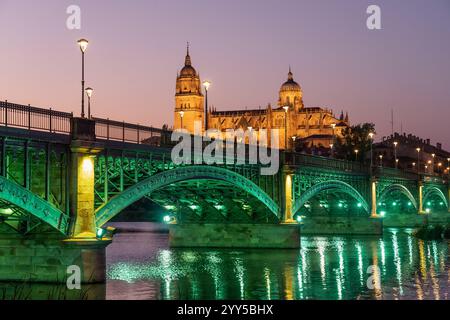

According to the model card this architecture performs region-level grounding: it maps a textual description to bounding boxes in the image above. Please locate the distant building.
[173,46,349,149]
[373,132,450,174]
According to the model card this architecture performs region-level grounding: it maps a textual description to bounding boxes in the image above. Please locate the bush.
[413,224,446,240]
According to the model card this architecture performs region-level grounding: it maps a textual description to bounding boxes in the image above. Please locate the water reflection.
[1,224,448,300]
[105,225,449,300]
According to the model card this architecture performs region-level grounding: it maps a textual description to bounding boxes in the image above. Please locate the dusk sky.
[1,0,449,147]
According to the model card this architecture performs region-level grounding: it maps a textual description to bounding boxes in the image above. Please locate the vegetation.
[413,224,450,240]
[334,123,376,163]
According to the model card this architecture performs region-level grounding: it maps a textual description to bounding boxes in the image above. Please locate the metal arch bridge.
[0,101,448,238]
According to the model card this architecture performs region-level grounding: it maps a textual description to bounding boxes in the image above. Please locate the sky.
[1,0,449,147]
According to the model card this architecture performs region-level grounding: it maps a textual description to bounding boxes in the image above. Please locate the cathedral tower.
[174,44,204,133]
[278,68,304,111]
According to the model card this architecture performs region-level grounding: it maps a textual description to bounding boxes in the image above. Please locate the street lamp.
[77,38,89,118]
[416,148,421,175]
[368,132,375,169]
[292,136,297,152]
[354,149,359,161]
[203,81,211,131]
[438,162,442,175]
[85,87,94,119]
[393,141,398,168]
[431,153,436,173]
[283,106,289,150]
[379,154,383,167]
[179,111,185,129]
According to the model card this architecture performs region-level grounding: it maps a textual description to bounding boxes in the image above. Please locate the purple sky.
[1,0,449,147]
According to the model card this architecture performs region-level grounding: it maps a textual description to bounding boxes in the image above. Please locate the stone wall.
[301,216,383,235]
[0,234,109,283]
[169,223,300,249]
[383,214,427,228]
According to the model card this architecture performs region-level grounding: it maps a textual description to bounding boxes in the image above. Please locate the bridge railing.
[372,167,419,180]
[0,101,73,134]
[285,152,369,173]
[93,117,172,145]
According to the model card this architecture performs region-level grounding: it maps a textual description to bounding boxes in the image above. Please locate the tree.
[334,123,376,163]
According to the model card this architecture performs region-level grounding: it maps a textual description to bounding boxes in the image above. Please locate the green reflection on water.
[104,228,449,300]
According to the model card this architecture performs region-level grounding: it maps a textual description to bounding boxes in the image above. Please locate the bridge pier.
[383,214,428,228]
[169,223,300,249]
[301,216,383,235]
[0,234,110,283]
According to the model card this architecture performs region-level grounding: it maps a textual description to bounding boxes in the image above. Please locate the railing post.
[106,118,110,141]
[137,124,140,144]
[122,121,125,142]
[4,100,8,127]
[28,104,31,130]
[49,108,53,133]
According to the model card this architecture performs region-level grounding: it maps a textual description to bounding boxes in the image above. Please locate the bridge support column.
[448,185,450,213]
[418,182,425,214]
[282,167,296,224]
[371,179,378,218]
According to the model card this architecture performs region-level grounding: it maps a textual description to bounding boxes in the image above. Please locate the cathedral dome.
[180,65,197,77]
[280,69,301,92]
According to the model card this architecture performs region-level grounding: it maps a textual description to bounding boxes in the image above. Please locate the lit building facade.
[173,48,349,149]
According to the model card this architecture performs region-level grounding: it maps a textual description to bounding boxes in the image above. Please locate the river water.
[104,223,449,300]
[1,222,448,300]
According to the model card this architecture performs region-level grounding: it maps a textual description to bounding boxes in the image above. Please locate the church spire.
[185,42,192,66]
[288,66,293,81]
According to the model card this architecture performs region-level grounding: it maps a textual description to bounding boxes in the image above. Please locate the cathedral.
[173,47,349,150]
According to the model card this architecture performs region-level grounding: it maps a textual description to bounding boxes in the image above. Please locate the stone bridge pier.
[0,118,110,284]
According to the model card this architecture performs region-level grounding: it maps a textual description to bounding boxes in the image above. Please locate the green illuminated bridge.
[0,101,448,283]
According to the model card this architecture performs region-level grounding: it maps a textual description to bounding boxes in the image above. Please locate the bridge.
[0,101,448,283]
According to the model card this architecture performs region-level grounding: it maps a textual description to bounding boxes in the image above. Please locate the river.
[1,222,448,300]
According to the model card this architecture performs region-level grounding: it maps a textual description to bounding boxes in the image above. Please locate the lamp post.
[393,141,398,168]
[330,144,334,158]
[432,153,436,174]
[77,39,89,118]
[368,132,375,169]
[354,149,359,161]
[85,87,93,119]
[283,106,289,150]
[438,162,442,175]
[203,81,211,131]
[379,154,383,167]
[179,111,185,130]
[292,136,297,152]
[416,148,421,176]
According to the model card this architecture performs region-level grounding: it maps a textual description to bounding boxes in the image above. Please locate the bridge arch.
[0,176,69,235]
[423,186,448,209]
[95,165,280,227]
[378,184,418,210]
[292,180,370,215]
